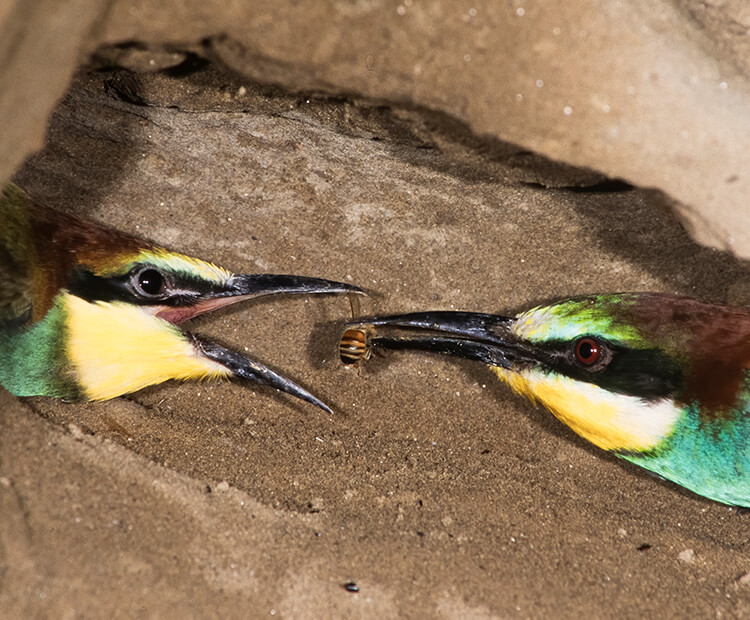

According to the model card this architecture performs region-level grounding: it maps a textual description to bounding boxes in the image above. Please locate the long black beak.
[225,274,363,299]
[170,275,362,411]
[158,274,363,325]
[196,338,333,413]
[347,311,529,369]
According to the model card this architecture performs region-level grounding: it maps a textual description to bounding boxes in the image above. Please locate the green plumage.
[0,182,359,411]
[624,399,750,507]
[520,293,750,506]
[0,184,75,398]
[0,296,80,399]
[354,294,750,507]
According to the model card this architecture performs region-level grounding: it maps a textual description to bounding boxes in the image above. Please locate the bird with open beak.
[344,295,750,507]
[0,182,361,412]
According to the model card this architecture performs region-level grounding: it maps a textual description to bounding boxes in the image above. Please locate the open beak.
[180,276,363,413]
[158,274,363,324]
[346,311,532,369]
[195,337,334,413]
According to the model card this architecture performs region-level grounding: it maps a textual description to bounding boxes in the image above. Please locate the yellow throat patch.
[491,366,680,452]
[64,293,229,401]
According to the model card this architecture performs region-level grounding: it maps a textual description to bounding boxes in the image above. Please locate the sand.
[0,65,748,618]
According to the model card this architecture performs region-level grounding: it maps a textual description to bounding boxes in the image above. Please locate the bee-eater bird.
[348,294,750,507]
[0,182,361,412]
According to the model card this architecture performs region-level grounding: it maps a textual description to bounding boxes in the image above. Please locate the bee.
[339,326,376,367]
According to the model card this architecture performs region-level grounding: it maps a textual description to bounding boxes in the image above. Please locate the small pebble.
[343,581,359,593]
[68,423,85,440]
[215,481,230,492]
[678,549,695,563]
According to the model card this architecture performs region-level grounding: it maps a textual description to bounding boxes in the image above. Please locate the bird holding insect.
[343,293,750,507]
[339,327,375,367]
[5,180,747,507]
[0,182,360,411]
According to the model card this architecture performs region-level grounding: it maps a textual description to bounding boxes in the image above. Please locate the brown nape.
[27,198,150,321]
[628,293,750,416]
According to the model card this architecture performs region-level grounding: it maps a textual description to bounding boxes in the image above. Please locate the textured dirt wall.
[2,2,750,618]
[3,1,750,256]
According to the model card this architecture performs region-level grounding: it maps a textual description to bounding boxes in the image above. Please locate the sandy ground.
[2,67,750,618]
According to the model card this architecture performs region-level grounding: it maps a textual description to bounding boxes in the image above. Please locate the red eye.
[575,337,601,365]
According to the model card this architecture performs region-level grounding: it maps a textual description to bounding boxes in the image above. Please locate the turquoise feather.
[624,399,750,506]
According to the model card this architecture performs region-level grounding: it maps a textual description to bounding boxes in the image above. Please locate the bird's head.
[4,183,360,410]
[349,293,750,452]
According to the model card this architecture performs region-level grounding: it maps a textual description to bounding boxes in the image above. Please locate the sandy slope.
[1,70,748,617]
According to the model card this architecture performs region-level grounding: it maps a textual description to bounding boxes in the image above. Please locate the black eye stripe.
[531,338,683,400]
[68,265,221,306]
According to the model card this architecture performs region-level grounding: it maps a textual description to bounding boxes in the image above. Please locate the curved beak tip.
[195,337,333,412]
[314,400,334,415]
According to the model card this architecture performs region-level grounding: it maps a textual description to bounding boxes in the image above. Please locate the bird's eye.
[133,268,166,297]
[575,337,601,366]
